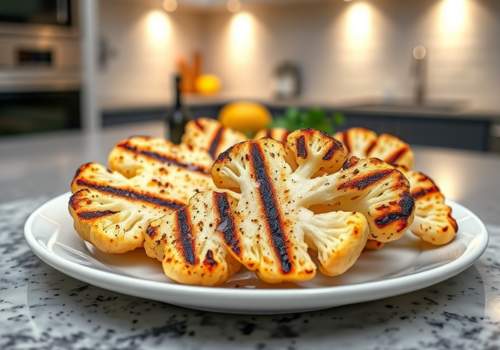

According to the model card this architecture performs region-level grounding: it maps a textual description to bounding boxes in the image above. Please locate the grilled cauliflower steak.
[69,163,183,253]
[403,169,458,245]
[334,128,377,159]
[69,136,219,255]
[146,191,241,286]
[108,135,213,179]
[335,128,414,169]
[209,129,413,283]
[336,127,457,246]
[182,118,247,159]
[255,128,290,143]
[310,156,415,243]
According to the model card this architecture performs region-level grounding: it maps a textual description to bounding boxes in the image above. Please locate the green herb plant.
[271,107,345,134]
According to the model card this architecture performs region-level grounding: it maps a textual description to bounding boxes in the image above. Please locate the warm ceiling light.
[227,0,242,13]
[412,45,427,60]
[162,0,177,12]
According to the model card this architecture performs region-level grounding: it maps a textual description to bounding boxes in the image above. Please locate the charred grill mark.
[194,119,205,131]
[365,140,377,155]
[448,211,458,232]
[146,225,158,238]
[214,192,240,255]
[296,135,308,159]
[176,207,196,265]
[78,210,117,219]
[343,133,351,153]
[208,126,224,159]
[203,249,218,269]
[338,169,394,190]
[342,156,360,169]
[281,131,289,143]
[119,143,209,175]
[75,179,183,210]
[250,142,292,273]
[322,140,343,160]
[412,186,440,199]
[386,146,409,165]
[73,162,93,182]
[375,193,415,231]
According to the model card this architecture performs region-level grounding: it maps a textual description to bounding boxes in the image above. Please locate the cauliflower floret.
[207,129,413,283]
[334,127,378,159]
[108,135,213,181]
[70,136,219,254]
[335,127,456,246]
[335,128,414,169]
[182,118,247,159]
[403,169,457,245]
[147,191,241,286]
[69,163,181,253]
[254,128,290,143]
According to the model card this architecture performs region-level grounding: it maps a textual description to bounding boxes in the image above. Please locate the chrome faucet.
[411,45,427,106]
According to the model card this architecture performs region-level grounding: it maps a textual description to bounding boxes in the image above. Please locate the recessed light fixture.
[227,0,242,13]
[162,0,177,13]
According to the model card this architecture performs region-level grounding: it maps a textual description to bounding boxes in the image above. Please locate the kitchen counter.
[101,94,500,121]
[1,122,500,349]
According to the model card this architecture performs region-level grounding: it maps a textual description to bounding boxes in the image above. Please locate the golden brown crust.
[69,163,178,253]
[335,128,413,169]
[207,129,413,283]
[336,128,457,246]
[182,118,247,159]
[403,169,458,245]
[254,128,290,143]
[70,139,216,254]
[148,191,241,286]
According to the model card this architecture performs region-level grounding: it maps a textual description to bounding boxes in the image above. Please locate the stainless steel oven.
[0,0,80,136]
[0,0,73,27]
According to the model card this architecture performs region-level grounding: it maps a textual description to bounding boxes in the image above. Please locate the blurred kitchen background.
[1,0,500,192]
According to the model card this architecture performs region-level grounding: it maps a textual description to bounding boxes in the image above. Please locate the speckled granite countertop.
[1,123,500,349]
[1,199,500,349]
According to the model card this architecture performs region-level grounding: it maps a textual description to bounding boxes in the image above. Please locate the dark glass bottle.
[166,74,191,144]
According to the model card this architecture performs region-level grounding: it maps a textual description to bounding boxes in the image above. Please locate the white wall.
[98,0,205,107]
[202,0,500,109]
[99,0,500,110]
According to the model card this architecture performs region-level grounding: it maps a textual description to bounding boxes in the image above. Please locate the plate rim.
[24,192,489,300]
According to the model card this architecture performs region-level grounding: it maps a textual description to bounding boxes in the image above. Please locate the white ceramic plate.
[24,193,488,314]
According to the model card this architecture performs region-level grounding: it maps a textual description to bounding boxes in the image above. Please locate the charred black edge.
[250,142,292,274]
[338,168,394,191]
[342,132,351,153]
[76,179,183,210]
[296,135,307,159]
[208,126,224,159]
[449,211,459,232]
[342,156,360,170]
[412,186,440,200]
[73,162,94,182]
[214,192,240,255]
[203,249,218,268]
[146,225,158,238]
[176,207,196,265]
[77,210,117,219]
[322,140,343,160]
[385,146,409,165]
[194,119,205,131]
[374,193,415,230]
[118,142,209,175]
[365,139,377,156]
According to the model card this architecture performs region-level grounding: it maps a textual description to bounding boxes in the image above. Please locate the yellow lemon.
[195,74,221,95]
[219,102,271,133]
